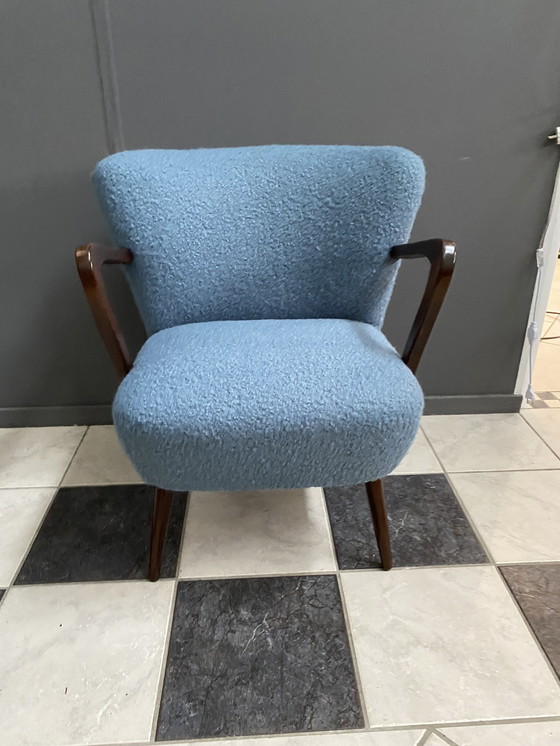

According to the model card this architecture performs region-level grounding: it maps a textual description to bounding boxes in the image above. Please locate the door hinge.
[547,126,560,144]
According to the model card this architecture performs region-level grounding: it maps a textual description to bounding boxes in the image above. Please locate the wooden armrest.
[75,243,133,380]
[390,238,456,374]
[75,238,455,381]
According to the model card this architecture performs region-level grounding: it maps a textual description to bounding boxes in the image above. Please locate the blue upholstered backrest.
[93,145,425,335]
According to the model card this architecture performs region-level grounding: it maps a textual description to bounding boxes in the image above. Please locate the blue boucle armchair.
[75,145,455,580]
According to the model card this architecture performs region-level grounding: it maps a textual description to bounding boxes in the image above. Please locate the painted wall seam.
[89,0,125,153]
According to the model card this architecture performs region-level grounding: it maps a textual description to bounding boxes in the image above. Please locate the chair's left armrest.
[390,238,456,374]
[75,243,133,381]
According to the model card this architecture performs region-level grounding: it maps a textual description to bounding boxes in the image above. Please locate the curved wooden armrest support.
[75,243,133,380]
[390,238,456,374]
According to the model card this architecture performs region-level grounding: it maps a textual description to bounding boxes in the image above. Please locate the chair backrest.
[93,145,425,335]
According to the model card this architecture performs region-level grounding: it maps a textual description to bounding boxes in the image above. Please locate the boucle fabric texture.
[94,145,426,490]
[93,145,425,334]
[112,319,424,491]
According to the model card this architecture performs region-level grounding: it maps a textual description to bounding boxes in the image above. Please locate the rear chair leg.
[149,487,174,582]
[365,479,393,570]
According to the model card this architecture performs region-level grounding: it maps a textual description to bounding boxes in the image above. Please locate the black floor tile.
[0,589,4,603]
[501,564,560,677]
[325,474,488,570]
[15,485,187,584]
[156,575,363,740]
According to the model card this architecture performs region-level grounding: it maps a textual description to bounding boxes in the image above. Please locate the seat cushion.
[113,319,424,491]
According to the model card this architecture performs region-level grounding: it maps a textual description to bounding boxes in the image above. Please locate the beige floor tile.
[180,488,336,578]
[0,488,55,585]
[63,425,141,486]
[522,409,560,458]
[421,414,559,472]
[532,260,560,409]
[541,312,559,337]
[450,470,560,562]
[533,341,560,391]
[0,580,174,746]
[341,566,560,726]
[441,721,560,745]
[0,427,86,488]
[391,429,442,475]
[547,258,560,308]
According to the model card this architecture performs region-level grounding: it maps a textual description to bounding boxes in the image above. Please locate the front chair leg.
[148,487,174,582]
[365,479,393,570]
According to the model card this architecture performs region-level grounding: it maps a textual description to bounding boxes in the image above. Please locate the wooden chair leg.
[365,479,393,570]
[148,487,174,582]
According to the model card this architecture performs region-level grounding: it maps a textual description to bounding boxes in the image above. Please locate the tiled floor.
[1,413,560,745]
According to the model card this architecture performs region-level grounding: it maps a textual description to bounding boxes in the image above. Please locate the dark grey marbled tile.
[501,563,560,677]
[156,575,363,740]
[15,485,187,583]
[325,474,488,570]
[0,589,4,604]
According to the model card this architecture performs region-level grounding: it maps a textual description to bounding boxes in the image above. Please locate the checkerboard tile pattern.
[530,391,560,409]
[1,414,560,746]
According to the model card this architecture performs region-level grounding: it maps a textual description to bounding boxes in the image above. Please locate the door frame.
[515,160,560,397]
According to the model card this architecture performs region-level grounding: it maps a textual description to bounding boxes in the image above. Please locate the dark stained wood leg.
[365,479,393,571]
[148,487,174,582]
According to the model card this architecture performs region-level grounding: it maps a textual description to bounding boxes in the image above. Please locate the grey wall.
[1,0,559,425]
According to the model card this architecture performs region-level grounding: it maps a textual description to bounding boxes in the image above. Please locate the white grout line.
[60,728,419,746]
[17,557,552,587]
[520,409,560,461]
[419,424,495,565]
[2,426,90,593]
[420,411,560,471]
[0,485,66,492]
[59,425,90,483]
[415,729,436,746]
[444,466,560,474]
[421,422,560,690]
[498,559,560,566]
[315,487,372,728]
[318,486,340,571]
[51,714,560,746]
[11,558,533,590]
[335,572,371,731]
[56,480,145,488]
[4,486,59,587]
[498,565,560,687]
[403,714,560,731]
[542,316,555,337]
[149,576,180,741]
[340,562,489,573]
[15,558,546,590]
[544,311,560,336]
[149,492,191,741]
[177,569,336,582]
[432,729,461,746]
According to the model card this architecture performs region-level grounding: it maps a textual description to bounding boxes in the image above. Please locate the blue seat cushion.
[113,319,424,491]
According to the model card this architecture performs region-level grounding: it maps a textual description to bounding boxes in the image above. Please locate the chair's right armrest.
[75,243,133,381]
[390,238,456,374]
